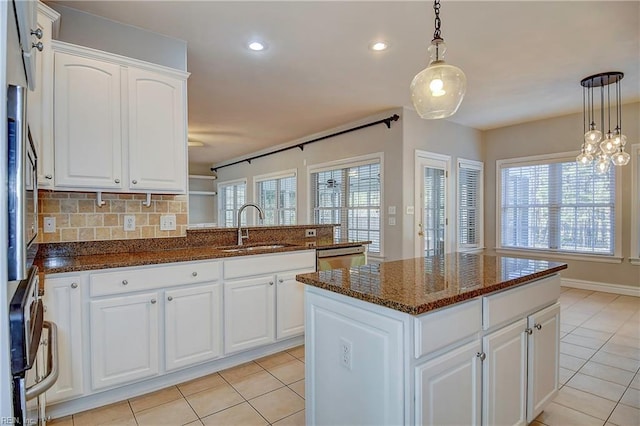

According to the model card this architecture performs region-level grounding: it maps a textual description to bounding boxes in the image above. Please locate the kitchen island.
[296,253,567,426]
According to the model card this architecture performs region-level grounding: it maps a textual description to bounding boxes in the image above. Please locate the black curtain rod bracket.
[211,113,400,172]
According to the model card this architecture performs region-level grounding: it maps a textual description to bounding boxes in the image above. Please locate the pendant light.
[577,72,630,171]
[410,0,466,119]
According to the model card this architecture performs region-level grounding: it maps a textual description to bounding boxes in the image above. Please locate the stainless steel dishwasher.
[316,245,367,270]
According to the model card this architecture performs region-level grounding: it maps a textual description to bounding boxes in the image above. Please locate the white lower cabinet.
[165,283,223,371]
[415,339,482,426]
[224,276,276,354]
[276,271,310,340]
[42,275,83,403]
[90,292,160,390]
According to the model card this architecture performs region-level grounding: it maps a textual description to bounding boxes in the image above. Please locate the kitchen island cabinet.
[296,253,567,426]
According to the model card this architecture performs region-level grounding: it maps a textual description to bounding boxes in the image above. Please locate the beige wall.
[483,102,640,288]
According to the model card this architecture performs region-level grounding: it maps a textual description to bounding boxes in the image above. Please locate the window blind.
[311,161,381,254]
[256,174,297,225]
[218,181,246,227]
[458,161,482,249]
[500,160,616,255]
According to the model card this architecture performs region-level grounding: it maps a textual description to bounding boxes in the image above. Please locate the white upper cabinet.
[127,67,186,192]
[50,41,189,193]
[54,52,123,189]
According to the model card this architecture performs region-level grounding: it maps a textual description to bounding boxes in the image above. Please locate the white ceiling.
[51,1,640,172]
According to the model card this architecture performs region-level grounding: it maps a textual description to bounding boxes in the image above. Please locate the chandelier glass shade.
[410,0,466,120]
[577,72,630,170]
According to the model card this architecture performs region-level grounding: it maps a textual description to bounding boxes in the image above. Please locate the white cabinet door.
[54,52,123,189]
[483,318,528,426]
[276,271,312,340]
[165,283,223,371]
[527,303,560,423]
[224,276,275,354]
[90,292,159,390]
[42,275,83,403]
[415,339,482,426]
[127,67,186,192]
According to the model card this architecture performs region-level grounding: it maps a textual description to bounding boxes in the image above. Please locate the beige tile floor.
[50,288,639,426]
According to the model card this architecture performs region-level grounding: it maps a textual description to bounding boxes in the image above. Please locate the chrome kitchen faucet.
[237,203,265,245]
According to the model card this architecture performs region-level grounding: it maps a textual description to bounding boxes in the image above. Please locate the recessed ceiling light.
[370,41,389,51]
[248,41,267,51]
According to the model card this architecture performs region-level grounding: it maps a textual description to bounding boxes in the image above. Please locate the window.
[631,144,640,264]
[457,159,483,251]
[310,157,381,255]
[217,179,246,227]
[255,171,297,225]
[498,153,619,258]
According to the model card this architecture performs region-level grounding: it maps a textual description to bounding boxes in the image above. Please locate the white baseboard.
[561,278,640,297]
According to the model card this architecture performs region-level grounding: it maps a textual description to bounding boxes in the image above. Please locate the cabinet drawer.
[483,274,560,330]
[224,251,315,279]
[90,260,220,297]
[414,298,482,358]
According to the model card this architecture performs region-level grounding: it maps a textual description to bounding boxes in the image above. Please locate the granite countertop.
[35,238,369,275]
[295,252,567,315]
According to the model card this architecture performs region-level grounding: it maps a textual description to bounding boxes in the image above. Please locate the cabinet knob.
[32,41,43,52]
[167,296,173,301]
[114,179,120,184]
[150,299,157,304]
[476,352,486,361]
[122,280,128,285]
[269,281,274,286]
[278,278,284,283]
[132,180,138,185]
[45,174,52,180]
[525,328,533,335]
[31,28,43,39]
[534,323,542,330]
[70,282,78,289]
[192,272,198,277]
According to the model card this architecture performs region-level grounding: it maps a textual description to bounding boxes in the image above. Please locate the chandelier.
[576,72,630,172]
[410,0,466,120]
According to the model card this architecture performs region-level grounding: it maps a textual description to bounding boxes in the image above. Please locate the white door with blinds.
[499,156,617,256]
[310,159,381,255]
[255,171,297,225]
[458,159,484,251]
[415,152,451,258]
[217,179,247,227]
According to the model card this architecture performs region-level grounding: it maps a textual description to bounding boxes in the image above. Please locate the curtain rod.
[211,113,400,172]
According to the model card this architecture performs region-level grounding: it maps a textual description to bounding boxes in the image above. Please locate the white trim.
[52,40,190,79]
[631,144,640,260]
[414,150,453,257]
[496,248,623,264]
[307,153,384,257]
[253,168,297,183]
[216,178,248,226]
[496,152,622,259]
[457,158,484,252]
[561,278,640,297]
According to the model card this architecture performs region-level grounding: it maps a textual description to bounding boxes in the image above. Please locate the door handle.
[418,223,424,237]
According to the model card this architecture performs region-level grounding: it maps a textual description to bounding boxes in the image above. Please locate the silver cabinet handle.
[115,179,120,184]
[150,299,157,304]
[167,296,173,301]
[31,28,43,39]
[476,352,486,361]
[534,323,542,330]
[525,328,533,335]
[45,174,52,180]
[192,272,198,277]
[122,280,128,285]
[32,42,43,52]
[269,281,274,286]
[70,283,78,289]
[278,278,284,283]
[132,180,138,184]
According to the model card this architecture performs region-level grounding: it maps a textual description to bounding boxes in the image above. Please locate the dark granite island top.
[296,252,567,315]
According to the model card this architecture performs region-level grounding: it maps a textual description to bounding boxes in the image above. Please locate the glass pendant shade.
[613,131,627,147]
[595,154,611,174]
[611,148,630,166]
[576,151,593,166]
[584,141,598,155]
[600,133,617,155]
[411,40,466,119]
[584,127,602,144]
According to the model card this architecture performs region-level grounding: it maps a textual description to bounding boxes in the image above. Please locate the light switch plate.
[124,215,135,231]
[160,215,177,231]
[388,206,396,215]
[388,217,396,226]
[406,206,415,215]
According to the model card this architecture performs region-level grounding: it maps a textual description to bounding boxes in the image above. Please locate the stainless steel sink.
[219,244,289,253]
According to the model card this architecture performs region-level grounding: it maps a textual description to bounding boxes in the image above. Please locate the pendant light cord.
[433,0,442,40]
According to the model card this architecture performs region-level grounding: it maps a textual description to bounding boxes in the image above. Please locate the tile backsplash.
[37,190,188,243]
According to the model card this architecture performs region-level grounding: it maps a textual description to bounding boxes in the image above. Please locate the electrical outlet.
[339,338,353,370]
[124,215,136,231]
[160,214,176,231]
[43,217,56,233]
[305,228,317,237]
